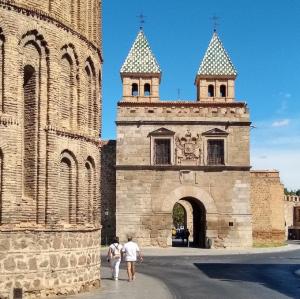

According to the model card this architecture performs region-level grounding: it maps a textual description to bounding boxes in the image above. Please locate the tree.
[172,203,185,228]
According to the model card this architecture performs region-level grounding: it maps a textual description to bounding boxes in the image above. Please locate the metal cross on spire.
[137,13,146,30]
[211,15,220,32]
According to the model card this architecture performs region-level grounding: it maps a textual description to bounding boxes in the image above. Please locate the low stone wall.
[0,229,101,299]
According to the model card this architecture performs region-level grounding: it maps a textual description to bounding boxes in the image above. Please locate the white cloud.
[271,119,290,127]
[279,92,292,98]
[251,149,300,190]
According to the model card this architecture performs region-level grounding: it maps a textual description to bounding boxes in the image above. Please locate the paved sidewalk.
[62,266,173,299]
[139,243,300,256]
[100,243,300,258]
[61,244,300,299]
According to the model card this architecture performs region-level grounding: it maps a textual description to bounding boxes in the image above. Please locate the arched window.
[208,85,214,97]
[85,60,96,129]
[220,85,226,97]
[85,65,92,128]
[59,151,77,224]
[85,157,95,223]
[132,83,138,96]
[23,65,37,199]
[144,83,151,96]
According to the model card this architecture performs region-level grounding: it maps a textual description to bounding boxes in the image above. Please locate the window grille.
[154,139,171,165]
[207,140,224,165]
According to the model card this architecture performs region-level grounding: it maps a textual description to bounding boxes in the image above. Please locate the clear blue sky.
[102,0,300,189]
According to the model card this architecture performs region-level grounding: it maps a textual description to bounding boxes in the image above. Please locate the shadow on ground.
[194,263,300,298]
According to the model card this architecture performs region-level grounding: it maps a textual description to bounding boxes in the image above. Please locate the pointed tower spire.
[198,32,237,77]
[120,30,161,102]
[121,30,161,74]
[195,32,237,102]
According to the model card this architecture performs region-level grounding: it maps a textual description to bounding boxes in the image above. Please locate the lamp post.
[104,208,109,246]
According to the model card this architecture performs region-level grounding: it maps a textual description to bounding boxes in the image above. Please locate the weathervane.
[137,13,146,30]
[211,15,220,32]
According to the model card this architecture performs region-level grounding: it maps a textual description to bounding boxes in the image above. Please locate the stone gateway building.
[0,0,102,298]
[101,29,286,249]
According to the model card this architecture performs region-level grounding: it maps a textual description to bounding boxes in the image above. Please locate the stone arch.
[0,148,3,224]
[59,150,78,224]
[162,185,217,214]
[19,30,49,58]
[0,28,5,113]
[163,185,218,247]
[84,57,96,129]
[60,44,79,128]
[85,156,96,223]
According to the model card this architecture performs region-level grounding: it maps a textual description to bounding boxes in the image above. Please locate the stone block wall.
[284,195,300,238]
[250,170,285,245]
[116,100,252,248]
[116,169,252,248]
[0,230,100,298]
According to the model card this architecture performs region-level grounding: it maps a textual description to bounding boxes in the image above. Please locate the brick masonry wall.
[0,1,102,298]
[250,171,285,245]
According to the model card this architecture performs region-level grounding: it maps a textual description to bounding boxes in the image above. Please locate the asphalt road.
[135,248,300,299]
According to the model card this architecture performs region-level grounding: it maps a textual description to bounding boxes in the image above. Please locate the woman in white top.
[107,237,123,280]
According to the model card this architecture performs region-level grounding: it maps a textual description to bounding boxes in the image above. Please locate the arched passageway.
[172,197,206,248]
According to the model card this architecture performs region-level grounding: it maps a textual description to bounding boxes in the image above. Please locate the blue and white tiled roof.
[121,30,161,74]
[198,32,237,76]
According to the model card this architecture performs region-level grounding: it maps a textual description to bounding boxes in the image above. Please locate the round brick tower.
[0,0,102,298]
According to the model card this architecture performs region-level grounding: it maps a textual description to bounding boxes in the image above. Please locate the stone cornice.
[118,101,247,108]
[45,125,99,145]
[0,0,103,62]
[116,165,251,171]
[116,120,251,126]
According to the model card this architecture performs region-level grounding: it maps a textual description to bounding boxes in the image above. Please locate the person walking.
[122,236,143,282]
[186,229,190,247]
[107,237,122,280]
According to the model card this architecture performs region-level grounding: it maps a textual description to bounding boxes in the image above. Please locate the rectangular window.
[207,139,224,165]
[154,139,171,165]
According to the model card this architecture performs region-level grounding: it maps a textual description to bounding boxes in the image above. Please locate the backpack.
[112,244,121,258]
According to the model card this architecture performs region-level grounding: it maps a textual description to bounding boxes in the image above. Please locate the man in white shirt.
[122,236,143,282]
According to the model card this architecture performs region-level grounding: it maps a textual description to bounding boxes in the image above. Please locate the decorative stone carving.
[175,130,202,165]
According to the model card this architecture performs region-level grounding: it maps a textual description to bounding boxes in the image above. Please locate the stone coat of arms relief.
[175,130,202,165]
